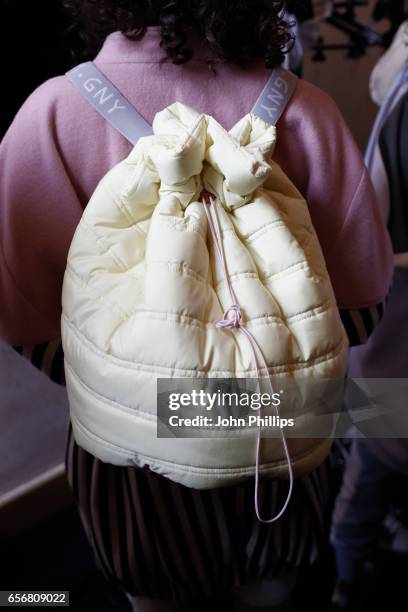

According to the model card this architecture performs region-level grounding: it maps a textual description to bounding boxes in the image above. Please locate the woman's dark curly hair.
[63,0,294,68]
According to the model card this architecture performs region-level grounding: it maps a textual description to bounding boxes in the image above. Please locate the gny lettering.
[79,75,126,115]
[258,76,288,122]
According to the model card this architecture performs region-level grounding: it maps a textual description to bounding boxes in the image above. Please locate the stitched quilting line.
[78,198,314,280]
[66,254,335,327]
[65,265,131,323]
[62,312,348,376]
[242,219,287,242]
[66,267,335,328]
[243,221,317,252]
[145,260,208,284]
[249,302,332,325]
[64,263,336,335]
[68,349,340,435]
[95,172,149,227]
[211,260,317,288]
[73,201,322,327]
[78,204,208,274]
[71,411,332,475]
[159,216,208,240]
[64,359,155,420]
[109,175,144,226]
[78,217,130,273]
[213,263,309,287]
[246,222,314,245]
[68,359,306,434]
[123,159,159,195]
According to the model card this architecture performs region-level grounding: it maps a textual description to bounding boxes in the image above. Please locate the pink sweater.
[0,29,393,345]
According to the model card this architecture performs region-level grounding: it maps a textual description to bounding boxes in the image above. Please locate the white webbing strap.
[66,61,297,142]
[251,66,298,126]
[66,62,153,144]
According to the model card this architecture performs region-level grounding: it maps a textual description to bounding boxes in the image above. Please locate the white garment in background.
[370,20,408,106]
[365,62,408,223]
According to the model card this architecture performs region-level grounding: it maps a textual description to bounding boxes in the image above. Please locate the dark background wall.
[0,0,74,137]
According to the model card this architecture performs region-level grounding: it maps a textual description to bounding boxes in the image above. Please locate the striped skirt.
[65,425,331,603]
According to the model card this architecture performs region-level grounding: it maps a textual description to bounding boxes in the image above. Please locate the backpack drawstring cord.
[201,191,294,523]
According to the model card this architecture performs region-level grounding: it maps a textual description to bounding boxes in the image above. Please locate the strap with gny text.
[66,61,298,143]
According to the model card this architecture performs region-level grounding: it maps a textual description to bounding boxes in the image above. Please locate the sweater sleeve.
[0,78,84,346]
[275,80,394,311]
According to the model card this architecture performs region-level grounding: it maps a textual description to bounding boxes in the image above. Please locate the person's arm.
[325,161,391,347]
[276,80,394,348]
[0,78,84,384]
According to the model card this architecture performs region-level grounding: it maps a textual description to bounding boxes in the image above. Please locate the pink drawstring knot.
[200,191,293,524]
[217,304,242,329]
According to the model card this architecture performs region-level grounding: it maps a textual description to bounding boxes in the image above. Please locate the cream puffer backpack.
[63,62,348,521]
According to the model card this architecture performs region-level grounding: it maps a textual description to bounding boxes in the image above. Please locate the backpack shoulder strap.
[66,62,298,144]
[251,67,298,126]
[66,61,153,144]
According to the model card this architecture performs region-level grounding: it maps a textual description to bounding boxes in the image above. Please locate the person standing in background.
[331,33,408,610]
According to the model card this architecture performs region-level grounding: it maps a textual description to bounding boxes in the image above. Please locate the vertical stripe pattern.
[65,425,330,603]
[12,338,66,384]
[339,301,386,347]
